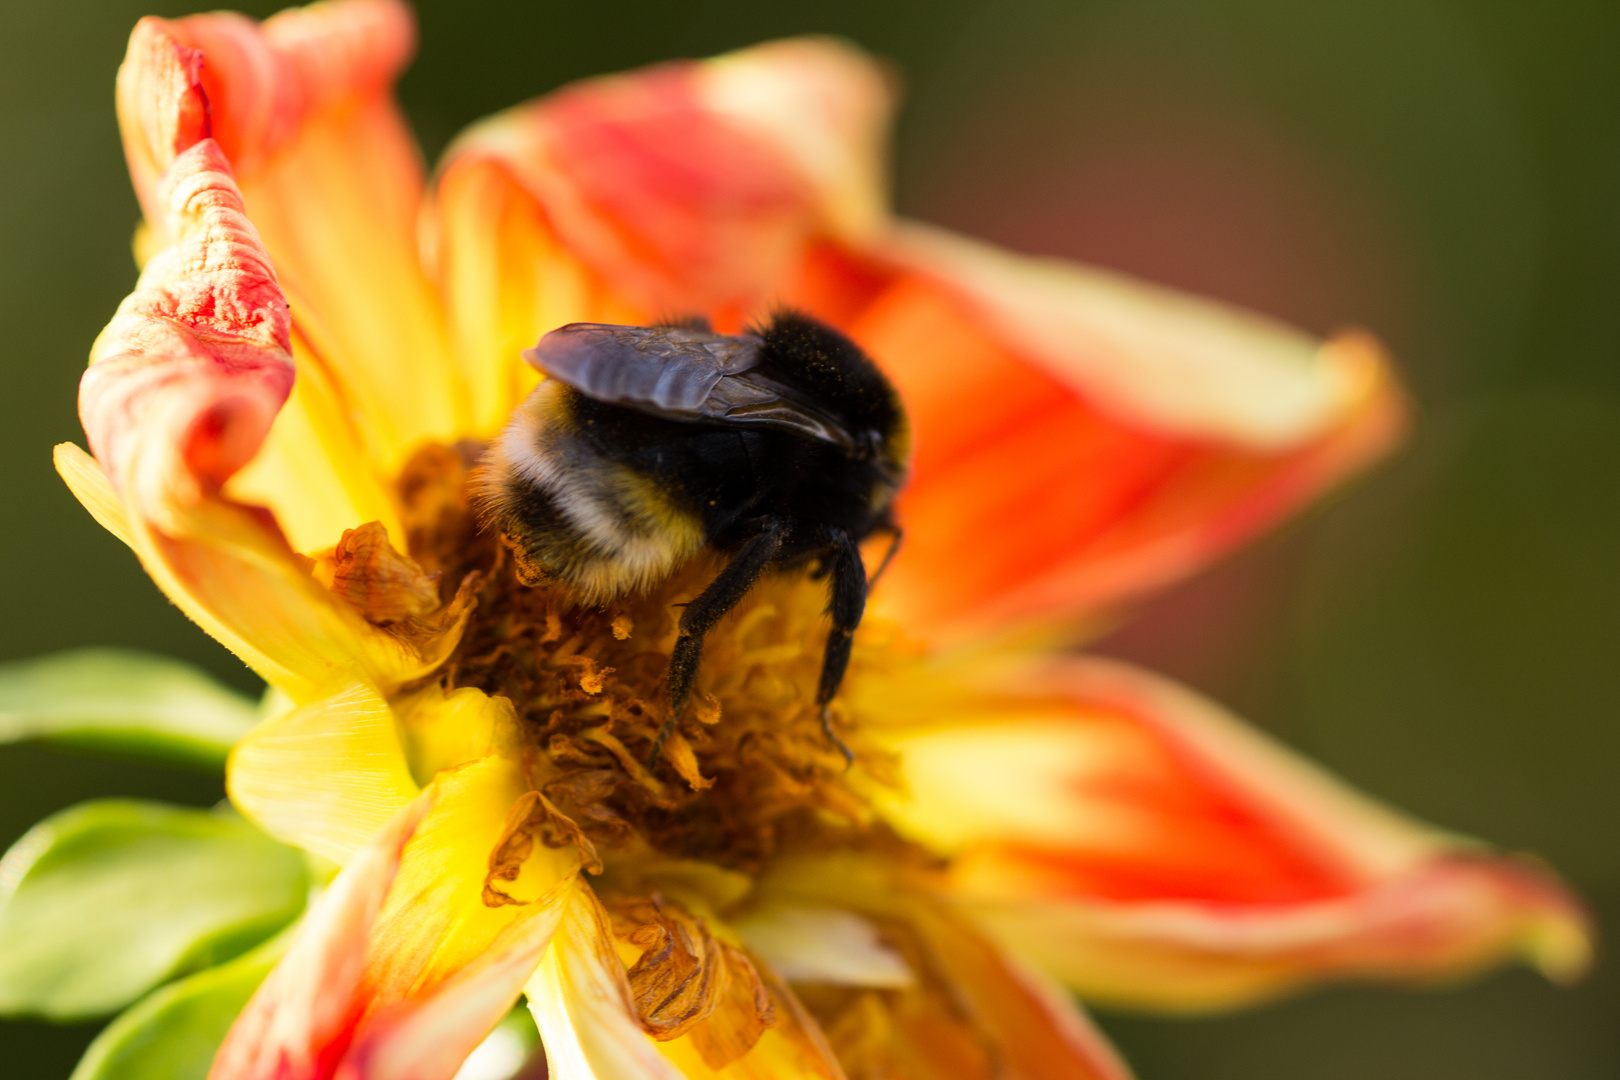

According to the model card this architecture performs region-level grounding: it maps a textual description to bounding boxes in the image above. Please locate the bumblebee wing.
[524,323,857,451]
[524,323,760,412]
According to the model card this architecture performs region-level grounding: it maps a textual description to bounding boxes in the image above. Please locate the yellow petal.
[427,152,632,437]
[214,791,567,1080]
[52,444,132,548]
[227,681,418,865]
[361,756,581,1009]
[393,684,522,787]
[226,334,403,554]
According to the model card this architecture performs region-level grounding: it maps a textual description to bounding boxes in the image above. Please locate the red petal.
[81,136,292,507]
[870,656,1592,1010]
[791,232,1405,643]
[432,36,891,333]
[211,794,430,1080]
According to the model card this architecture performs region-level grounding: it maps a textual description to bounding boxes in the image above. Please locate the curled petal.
[70,92,468,702]
[120,0,460,493]
[83,138,292,505]
[791,227,1405,642]
[867,656,1592,1011]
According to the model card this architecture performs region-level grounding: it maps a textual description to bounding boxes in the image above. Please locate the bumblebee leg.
[816,528,866,764]
[648,518,789,766]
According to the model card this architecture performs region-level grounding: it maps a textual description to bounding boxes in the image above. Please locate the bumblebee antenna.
[866,523,903,591]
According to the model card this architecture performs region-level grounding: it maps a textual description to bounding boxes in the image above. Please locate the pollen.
[395,443,905,873]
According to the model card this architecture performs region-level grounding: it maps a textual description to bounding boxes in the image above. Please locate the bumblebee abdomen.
[476,381,706,603]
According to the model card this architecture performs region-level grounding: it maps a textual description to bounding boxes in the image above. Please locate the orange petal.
[120,0,461,492]
[426,36,893,432]
[359,756,582,1006]
[71,71,468,701]
[788,227,1406,644]
[899,901,1135,1080]
[868,656,1591,1011]
[427,151,635,437]
[336,898,563,1080]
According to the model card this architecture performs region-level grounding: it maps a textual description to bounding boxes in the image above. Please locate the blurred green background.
[2,0,1617,1075]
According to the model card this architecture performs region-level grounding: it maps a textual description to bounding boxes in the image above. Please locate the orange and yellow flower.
[58,1,1590,1077]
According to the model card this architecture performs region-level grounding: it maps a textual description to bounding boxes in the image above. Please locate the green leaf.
[0,648,259,770]
[70,933,286,1080]
[0,800,308,1019]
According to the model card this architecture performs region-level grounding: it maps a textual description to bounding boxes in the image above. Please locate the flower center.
[394,443,903,872]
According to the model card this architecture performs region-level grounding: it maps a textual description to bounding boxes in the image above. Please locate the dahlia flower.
[22,0,1589,1076]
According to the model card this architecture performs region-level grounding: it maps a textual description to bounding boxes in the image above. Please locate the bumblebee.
[475,311,908,762]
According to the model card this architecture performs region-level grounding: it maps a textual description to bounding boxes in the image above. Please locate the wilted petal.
[524,882,685,1080]
[427,36,892,433]
[789,226,1405,643]
[867,656,1591,1011]
[654,970,849,1080]
[68,58,471,700]
[120,0,459,516]
[593,893,844,1078]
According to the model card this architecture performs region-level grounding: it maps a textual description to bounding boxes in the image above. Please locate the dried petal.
[322,522,442,625]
